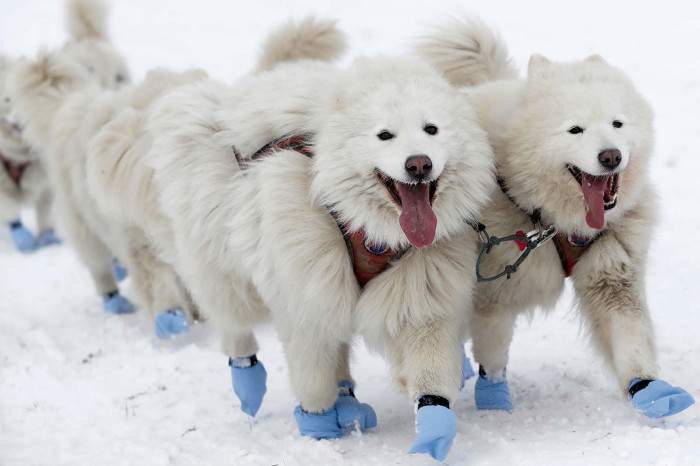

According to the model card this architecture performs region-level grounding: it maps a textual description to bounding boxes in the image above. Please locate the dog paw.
[230,356,267,417]
[102,291,134,314]
[9,221,38,253]
[408,403,457,461]
[335,381,377,430]
[475,367,513,411]
[293,404,343,440]
[154,308,190,339]
[36,229,62,248]
[112,257,129,281]
[629,378,695,418]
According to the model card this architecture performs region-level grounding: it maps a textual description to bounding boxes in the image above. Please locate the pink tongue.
[397,182,437,248]
[581,173,609,230]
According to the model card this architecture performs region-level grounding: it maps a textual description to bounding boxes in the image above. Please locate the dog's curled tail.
[415,17,518,87]
[66,0,110,41]
[256,16,348,72]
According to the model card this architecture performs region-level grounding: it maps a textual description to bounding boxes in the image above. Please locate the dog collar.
[495,175,602,278]
[232,134,408,288]
[0,151,30,188]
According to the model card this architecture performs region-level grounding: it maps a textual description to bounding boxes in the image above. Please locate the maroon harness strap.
[0,152,30,188]
[497,175,600,277]
[232,134,408,288]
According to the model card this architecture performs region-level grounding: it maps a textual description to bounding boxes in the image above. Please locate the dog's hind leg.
[470,305,517,411]
[34,186,61,247]
[123,230,191,339]
[58,195,133,313]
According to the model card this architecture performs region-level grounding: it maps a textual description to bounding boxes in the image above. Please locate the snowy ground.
[1,1,700,465]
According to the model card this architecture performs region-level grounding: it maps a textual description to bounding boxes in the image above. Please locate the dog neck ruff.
[0,151,30,188]
[476,175,603,280]
[232,134,408,288]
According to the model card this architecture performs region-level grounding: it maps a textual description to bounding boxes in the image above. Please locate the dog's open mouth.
[376,169,439,248]
[566,163,619,230]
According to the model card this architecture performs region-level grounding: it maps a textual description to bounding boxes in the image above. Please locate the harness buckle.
[523,223,557,248]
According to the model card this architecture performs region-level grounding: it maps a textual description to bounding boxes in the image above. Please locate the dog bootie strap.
[36,229,62,248]
[628,378,695,418]
[154,308,190,339]
[230,355,267,417]
[293,404,343,440]
[112,257,129,282]
[102,290,134,314]
[335,381,377,430]
[408,396,457,461]
[475,365,513,411]
[9,221,38,253]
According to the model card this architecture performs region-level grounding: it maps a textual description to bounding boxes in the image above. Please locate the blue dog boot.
[629,378,695,418]
[293,404,343,440]
[112,257,128,282]
[154,308,190,339]
[334,381,377,430]
[475,365,513,411]
[408,396,458,461]
[36,229,61,248]
[9,220,38,253]
[230,355,267,417]
[102,290,134,314]
[461,346,475,390]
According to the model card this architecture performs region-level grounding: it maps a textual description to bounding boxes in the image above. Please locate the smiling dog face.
[311,57,494,249]
[501,55,654,235]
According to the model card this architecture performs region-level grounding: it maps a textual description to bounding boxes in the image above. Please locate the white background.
[1,1,699,464]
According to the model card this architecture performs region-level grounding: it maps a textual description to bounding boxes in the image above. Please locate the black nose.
[598,149,622,170]
[405,155,432,179]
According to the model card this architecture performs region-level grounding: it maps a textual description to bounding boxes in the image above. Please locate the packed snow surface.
[1,1,699,464]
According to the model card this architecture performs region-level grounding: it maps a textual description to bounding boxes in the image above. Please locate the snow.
[1,1,699,464]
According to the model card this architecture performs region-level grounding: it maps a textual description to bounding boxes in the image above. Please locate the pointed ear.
[527,54,551,77]
[585,54,607,65]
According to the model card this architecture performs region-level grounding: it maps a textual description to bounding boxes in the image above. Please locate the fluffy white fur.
[62,0,130,89]
[6,51,206,319]
[418,18,660,393]
[0,56,53,231]
[90,55,494,414]
[255,16,348,72]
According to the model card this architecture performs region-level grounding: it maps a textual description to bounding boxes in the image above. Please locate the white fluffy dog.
[0,0,129,254]
[417,18,694,418]
[86,48,494,458]
[0,57,56,252]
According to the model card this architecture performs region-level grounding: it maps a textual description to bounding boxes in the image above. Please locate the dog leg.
[470,307,517,411]
[35,187,61,248]
[333,343,377,432]
[59,196,133,313]
[574,262,694,418]
[389,319,461,461]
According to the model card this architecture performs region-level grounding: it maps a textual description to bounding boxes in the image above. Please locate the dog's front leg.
[390,317,462,461]
[573,228,694,418]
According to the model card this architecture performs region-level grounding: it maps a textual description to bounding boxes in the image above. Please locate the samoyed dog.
[6,52,207,323]
[0,57,57,252]
[87,48,493,459]
[0,0,126,253]
[417,18,694,418]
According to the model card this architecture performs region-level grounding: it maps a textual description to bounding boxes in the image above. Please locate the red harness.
[232,135,408,288]
[0,152,30,188]
[497,176,600,278]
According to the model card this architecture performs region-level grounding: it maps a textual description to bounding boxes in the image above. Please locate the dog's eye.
[377,131,395,141]
[3,97,9,103]
[424,124,438,135]
[568,126,584,134]
[612,120,623,128]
